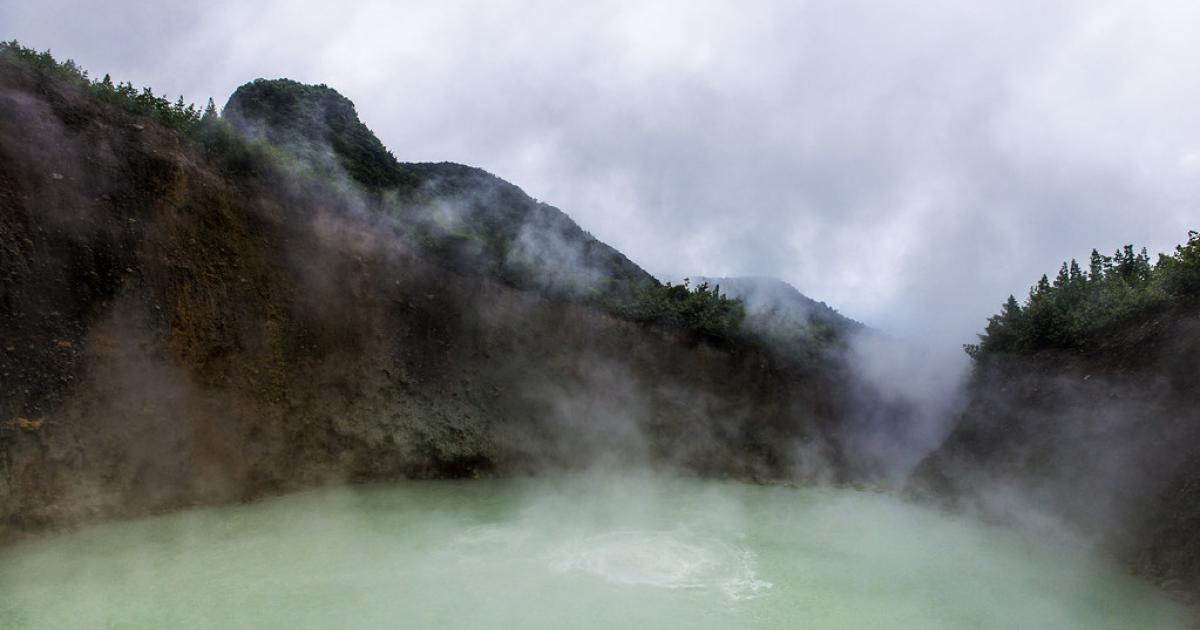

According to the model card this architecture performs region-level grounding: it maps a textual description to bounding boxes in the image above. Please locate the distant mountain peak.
[223,78,657,306]
[695,275,863,346]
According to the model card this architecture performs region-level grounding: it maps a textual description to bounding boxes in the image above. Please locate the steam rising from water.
[547,530,769,598]
[0,475,1187,629]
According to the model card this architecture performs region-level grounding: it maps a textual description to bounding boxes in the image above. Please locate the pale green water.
[0,475,1188,629]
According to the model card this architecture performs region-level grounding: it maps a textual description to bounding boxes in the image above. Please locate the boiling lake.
[0,475,1187,629]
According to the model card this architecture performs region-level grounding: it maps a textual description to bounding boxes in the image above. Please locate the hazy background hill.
[694,276,862,344]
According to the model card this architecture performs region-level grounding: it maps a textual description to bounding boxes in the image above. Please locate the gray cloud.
[5,0,1200,352]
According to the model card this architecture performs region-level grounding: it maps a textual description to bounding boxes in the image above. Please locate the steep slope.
[0,48,851,542]
[220,78,421,192]
[912,294,1200,592]
[223,79,657,308]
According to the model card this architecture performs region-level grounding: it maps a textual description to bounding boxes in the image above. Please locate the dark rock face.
[911,296,1200,589]
[0,56,848,542]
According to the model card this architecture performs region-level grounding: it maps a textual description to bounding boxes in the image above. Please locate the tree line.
[0,40,278,176]
[621,280,747,342]
[967,231,1200,358]
[1,40,210,132]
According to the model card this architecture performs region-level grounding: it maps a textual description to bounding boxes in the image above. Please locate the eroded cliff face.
[912,296,1200,591]
[0,56,850,542]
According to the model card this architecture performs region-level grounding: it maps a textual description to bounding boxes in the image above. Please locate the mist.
[0,475,1188,629]
[3,3,1200,627]
[6,0,1200,351]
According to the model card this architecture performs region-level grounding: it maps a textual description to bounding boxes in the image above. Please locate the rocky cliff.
[0,48,855,542]
[913,295,1200,593]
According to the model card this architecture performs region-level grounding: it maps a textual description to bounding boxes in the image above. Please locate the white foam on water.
[721,549,773,601]
[548,529,772,600]
[0,477,1189,629]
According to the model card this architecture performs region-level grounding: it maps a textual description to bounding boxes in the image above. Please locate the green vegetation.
[0,40,285,178]
[967,231,1200,358]
[0,40,203,133]
[621,280,746,341]
[222,80,663,313]
[223,79,421,192]
[0,42,749,342]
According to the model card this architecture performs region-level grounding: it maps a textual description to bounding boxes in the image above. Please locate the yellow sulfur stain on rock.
[14,416,44,431]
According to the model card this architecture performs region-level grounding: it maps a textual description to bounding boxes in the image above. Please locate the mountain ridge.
[0,42,868,544]
[223,78,660,310]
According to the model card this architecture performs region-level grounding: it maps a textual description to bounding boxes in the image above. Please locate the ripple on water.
[0,477,1189,630]
[548,530,772,600]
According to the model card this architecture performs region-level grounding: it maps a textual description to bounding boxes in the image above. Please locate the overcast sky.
[6,0,1200,352]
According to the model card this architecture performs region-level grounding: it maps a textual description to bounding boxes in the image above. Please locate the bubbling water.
[547,529,771,599]
[0,475,1189,629]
